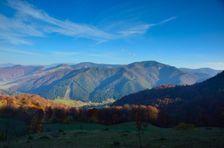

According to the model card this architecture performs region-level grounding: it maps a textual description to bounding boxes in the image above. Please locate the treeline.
[0,94,160,132]
[1,94,224,134]
[0,104,160,133]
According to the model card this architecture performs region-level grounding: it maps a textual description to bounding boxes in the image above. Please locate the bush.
[38,135,50,140]
[26,135,33,143]
[103,128,109,131]
[175,123,195,130]
[0,131,7,142]
[113,141,120,147]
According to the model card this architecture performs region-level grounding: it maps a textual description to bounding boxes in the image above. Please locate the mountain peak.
[129,60,162,65]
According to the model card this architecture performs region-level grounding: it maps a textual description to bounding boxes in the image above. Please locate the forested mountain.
[113,71,224,126]
[0,61,220,102]
[114,71,224,105]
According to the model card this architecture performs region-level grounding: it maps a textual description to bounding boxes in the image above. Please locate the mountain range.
[0,61,221,102]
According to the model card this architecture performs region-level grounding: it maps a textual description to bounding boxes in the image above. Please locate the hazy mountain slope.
[0,89,16,96]
[0,62,119,83]
[90,61,197,101]
[0,65,44,81]
[0,61,219,102]
[27,67,117,101]
[71,62,121,69]
[0,64,15,68]
[12,67,73,92]
[179,68,221,82]
[7,61,199,102]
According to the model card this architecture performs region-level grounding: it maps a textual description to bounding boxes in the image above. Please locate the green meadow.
[0,118,224,148]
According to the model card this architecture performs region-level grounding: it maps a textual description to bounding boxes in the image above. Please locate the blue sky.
[0,0,224,69]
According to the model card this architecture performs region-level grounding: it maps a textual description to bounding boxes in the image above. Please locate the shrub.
[38,135,50,140]
[113,141,120,147]
[0,131,7,142]
[175,123,195,130]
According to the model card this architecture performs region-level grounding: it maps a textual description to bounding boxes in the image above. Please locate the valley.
[0,0,224,147]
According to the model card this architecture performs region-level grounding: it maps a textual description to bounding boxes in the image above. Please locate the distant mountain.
[0,89,16,96]
[0,65,44,81]
[0,61,219,102]
[113,71,224,126]
[0,63,15,68]
[179,68,221,82]
[71,62,121,69]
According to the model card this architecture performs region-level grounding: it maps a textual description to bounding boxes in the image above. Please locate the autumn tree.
[135,106,148,148]
[29,109,44,133]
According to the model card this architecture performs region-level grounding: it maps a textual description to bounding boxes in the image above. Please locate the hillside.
[0,61,220,102]
[113,71,224,126]
[0,94,69,109]
[114,71,224,105]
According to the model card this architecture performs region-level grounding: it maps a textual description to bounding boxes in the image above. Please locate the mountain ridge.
[0,61,221,102]
[113,71,224,106]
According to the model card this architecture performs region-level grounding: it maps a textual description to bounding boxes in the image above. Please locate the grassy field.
[53,98,114,108]
[0,118,224,148]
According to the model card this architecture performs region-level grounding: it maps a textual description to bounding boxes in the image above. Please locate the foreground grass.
[0,119,224,148]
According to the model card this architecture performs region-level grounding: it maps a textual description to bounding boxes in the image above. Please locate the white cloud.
[0,0,177,45]
[5,0,113,42]
[118,24,151,36]
[0,31,31,45]
[157,16,177,25]
[0,14,43,44]
[109,16,177,37]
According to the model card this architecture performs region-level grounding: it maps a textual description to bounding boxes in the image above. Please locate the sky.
[0,0,224,69]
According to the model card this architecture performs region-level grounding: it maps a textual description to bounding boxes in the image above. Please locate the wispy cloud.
[107,16,177,38]
[0,48,43,56]
[0,0,177,45]
[157,16,177,25]
[0,14,43,45]
[118,24,151,37]
[0,47,112,59]
[52,51,80,57]
[4,0,113,43]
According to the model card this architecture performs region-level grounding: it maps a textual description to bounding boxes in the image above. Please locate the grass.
[0,102,3,108]
[53,98,114,108]
[0,118,224,148]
